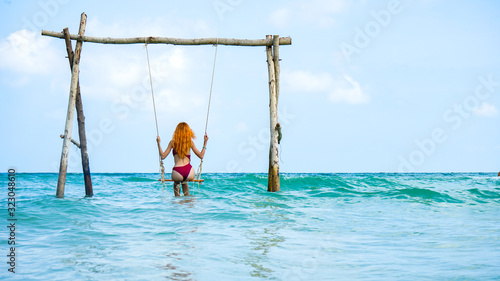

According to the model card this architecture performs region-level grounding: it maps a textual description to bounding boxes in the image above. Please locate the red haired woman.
[156,122,208,196]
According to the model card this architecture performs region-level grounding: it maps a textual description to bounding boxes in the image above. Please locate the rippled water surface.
[2,173,500,280]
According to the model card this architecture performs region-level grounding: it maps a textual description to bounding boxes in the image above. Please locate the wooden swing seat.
[158,179,204,183]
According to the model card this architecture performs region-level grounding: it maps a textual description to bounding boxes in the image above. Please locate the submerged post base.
[268,165,280,192]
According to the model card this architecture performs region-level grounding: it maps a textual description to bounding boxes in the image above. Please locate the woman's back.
[172,145,191,167]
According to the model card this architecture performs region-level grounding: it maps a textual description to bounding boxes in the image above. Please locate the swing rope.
[193,38,218,194]
[145,38,218,194]
[204,38,218,134]
[145,39,166,191]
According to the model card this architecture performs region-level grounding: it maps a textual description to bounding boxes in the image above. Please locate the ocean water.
[1,172,499,280]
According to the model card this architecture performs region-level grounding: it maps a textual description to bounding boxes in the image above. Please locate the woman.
[156,122,208,196]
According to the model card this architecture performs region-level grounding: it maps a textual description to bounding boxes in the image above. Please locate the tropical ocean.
[1,172,499,280]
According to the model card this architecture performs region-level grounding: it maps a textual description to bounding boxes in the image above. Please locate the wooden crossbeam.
[41,30,292,46]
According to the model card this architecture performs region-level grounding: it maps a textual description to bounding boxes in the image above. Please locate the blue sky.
[1,0,499,173]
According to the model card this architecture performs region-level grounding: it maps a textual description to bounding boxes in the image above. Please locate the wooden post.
[63,28,93,197]
[273,35,281,103]
[266,35,280,192]
[56,13,87,198]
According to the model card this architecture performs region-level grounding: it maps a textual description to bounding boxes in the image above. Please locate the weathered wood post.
[63,27,93,197]
[266,35,280,192]
[56,13,87,198]
[273,35,281,103]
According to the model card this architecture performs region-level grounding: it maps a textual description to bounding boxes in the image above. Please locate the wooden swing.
[42,12,290,198]
[145,39,218,189]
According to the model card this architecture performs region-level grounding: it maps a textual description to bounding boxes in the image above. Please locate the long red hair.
[172,122,195,158]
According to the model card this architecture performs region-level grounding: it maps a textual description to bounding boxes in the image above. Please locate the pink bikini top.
[173,148,191,160]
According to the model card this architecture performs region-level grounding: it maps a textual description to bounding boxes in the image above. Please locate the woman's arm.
[156,137,173,160]
[192,134,209,159]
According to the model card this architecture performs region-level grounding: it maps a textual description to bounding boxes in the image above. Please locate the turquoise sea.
[1,173,499,280]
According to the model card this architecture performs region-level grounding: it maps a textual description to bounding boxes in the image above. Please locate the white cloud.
[0,16,215,121]
[329,75,369,104]
[72,17,213,116]
[474,102,498,117]
[283,70,369,104]
[0,29,64,76]
[270,0,348,28]
[81,45,197,115]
